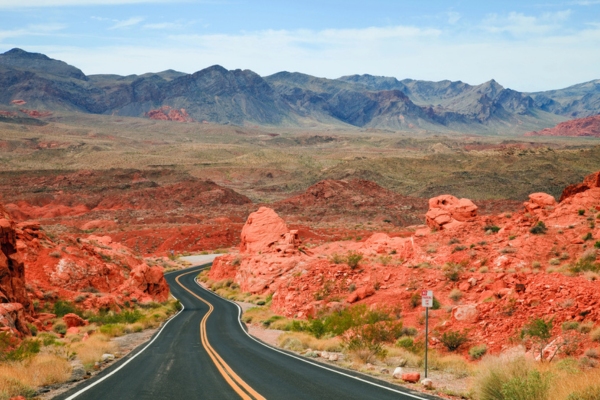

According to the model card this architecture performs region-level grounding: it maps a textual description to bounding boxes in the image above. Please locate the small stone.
[398,358,407,367]
[101,353,115,362]
[328,354,338,362]
[421,378,433,389]
[402,372,421,383]
[69,361,85,382]
[320,351,329,358]
[380,368,390,374]
[392,367,403,379]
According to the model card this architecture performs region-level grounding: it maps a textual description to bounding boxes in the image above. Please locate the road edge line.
[194,277,437,400]
[63,274,189,399]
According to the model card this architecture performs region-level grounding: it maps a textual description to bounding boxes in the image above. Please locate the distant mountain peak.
[2,48,51,60]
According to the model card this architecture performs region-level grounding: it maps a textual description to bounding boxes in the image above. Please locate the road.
[55,264,440,400]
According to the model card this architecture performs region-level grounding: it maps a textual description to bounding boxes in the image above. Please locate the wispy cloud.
[482,10,571,36]
[447,11,461,24]
[109,17,144,30]
[143,22,180,30]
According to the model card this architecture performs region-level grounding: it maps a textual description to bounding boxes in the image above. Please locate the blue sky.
[1,0,599,91]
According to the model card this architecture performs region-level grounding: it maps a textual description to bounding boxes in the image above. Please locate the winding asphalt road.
[55,264,440,400]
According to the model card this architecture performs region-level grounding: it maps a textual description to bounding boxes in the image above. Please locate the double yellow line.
[175,269,266,400]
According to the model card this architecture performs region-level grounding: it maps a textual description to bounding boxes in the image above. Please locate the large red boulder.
[425,195,477,230]
[63,313,87,328]
[240,207,289,254]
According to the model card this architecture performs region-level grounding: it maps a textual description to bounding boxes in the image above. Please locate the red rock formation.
[19,109,52,118]
[0,205,32,336]
[210,172,600,356]
[425,195,478,230]
[526,115,600,137]
[560,171,600,202]
[240,207,290,254]
[146,106,194,122]
[10,99,26,105]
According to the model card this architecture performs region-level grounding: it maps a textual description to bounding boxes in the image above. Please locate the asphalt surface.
[55,264,440,400]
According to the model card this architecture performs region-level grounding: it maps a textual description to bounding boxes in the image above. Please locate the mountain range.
[1,48,598,134]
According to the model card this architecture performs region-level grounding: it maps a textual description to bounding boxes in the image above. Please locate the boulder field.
[211,172,600,355]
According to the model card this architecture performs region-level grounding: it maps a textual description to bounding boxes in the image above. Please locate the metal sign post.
[421,290,433,379]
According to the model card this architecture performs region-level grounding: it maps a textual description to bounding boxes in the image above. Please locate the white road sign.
[421,290,433,308]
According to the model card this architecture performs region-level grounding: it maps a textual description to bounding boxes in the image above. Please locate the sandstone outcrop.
[526,114,600,138]
[146,106,193,122]
[240,207,291,254]
[560,171,600,202]
[0,205,32,336]
[211,172,600,357]
[425,195,478,230]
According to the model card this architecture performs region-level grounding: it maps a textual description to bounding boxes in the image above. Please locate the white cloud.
[481,10,571,36]
[14,19,600,92]
[109,17,144,30]
[0,23,66,40]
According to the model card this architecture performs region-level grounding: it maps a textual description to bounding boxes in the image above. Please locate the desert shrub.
[52,322,67,335]
[484,225,501,233]
[396,337,414,350]
[521,317,558,361]
[449,289,463,302]
[579,209,586,216]
[469,344,487,360]
[87,309,142,325]
[549,258,560,266]
[329,253,344,264]
[443,262,464,281]
[53,300,81,317]
[501,369,550,400]
[440,330,468,351]
[579,321,594,334]
[567,385,600,400]
[0,333,41,362]
[99,323,125,337]
[530,221,548,235]
[448,237,460,245]
[232,257,241,266]
[584,348,599,359]
[590,327,600,342]
[344,324,389,363]
[410,292,420,308]
[345,251,363,269]
[583,232,594,241]
[595,241,600,249]
[570,251,600,274]
[400,326,418,337]
[562,321,580,331]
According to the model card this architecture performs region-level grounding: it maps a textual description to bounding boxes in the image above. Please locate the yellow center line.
[176,269,266,400]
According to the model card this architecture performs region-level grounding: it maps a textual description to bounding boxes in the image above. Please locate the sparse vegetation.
[530,221,548,235]
[440,330,469,351]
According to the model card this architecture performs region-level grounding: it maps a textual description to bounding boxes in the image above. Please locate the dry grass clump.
[71,333,117,367]
[0,354,71,399]
[277,332,342,353]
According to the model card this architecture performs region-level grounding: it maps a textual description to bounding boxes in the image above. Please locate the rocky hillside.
[530,79,600,118]
[526,114,600,138]
[211,172,600,356]
[3,48,598,133]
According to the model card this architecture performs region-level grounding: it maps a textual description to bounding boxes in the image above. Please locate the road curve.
[55,264,440,400]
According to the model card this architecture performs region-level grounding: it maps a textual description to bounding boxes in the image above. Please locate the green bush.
[594,241,600,249]
[396,337,414,350]
[52,321,67,335]
[579,209,586,216]
[469,344,487,360]
[562,321,580,331]
[569,252,600,274]
[0,332,41,361]
[583,232,594,241]
[484,225,501,233]
[440,330,468,351]
[345,251,363,269]
[400,326,418,337]
[530,221,548,235]
[53,299,82,317]
[501,369,550,400]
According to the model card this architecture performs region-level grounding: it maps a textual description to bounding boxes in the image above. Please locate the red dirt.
[19,109,52,118]
[526,115,600,137]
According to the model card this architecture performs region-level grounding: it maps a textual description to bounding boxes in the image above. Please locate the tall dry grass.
[71,333,117,367]
[0,354,71,399]
[277,332,343,352]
